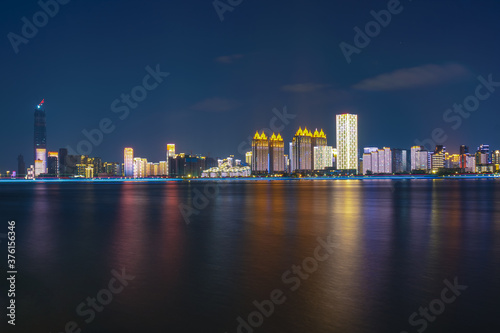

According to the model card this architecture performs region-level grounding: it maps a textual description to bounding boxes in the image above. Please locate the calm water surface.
[1,179,499,333]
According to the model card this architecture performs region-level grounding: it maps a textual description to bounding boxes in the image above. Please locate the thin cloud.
[215,54,244,64]
[191,98,239,112]
[352,63,471,91]
[281,83,330,93]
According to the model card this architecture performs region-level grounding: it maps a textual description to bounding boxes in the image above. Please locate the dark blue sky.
[2,0,500,170]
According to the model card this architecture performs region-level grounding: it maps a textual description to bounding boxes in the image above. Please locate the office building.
[336,113,358,173]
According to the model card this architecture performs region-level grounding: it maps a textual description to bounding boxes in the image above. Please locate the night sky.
[2,0,500,171]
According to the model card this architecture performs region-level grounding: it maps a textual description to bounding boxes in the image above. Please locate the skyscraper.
[167,144,176,159]
[291,127,313,172]
[392,149,409,174]
[459,145,469,169]
[336,113,358,173]
[269,133,285,173]
[167,144,176,175]
[314,146,334,170]
[124,148,134,177]
[251,131,269,173]
[312,129,327,170]
[34,99,47,176]
[245,151,252,167]
[431,145,446,171]
[478,144,490,164]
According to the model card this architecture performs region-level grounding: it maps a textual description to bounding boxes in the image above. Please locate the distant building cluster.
[201,157,251,178]
[2,101,500,179]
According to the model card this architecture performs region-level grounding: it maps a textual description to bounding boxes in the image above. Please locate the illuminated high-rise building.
[167,144,176,175]
[124,148,134,177]
[478,144,490,163]
[314,146,334,170]
[362,147,391,174]
[291,127,313,172]
[336,114,358,173]
[159,161,168,175]
[312,129,327,169]
[312,129,327,147]
[465,155,476,173]
[493,150,500,165]
[431,145,446,171]
[411,146,430,172]
[34,148,47,176]
[392,148,409,173]
[251,131,269,173]
[445,154,460,169]
[245,151,252,167]
[475,150,488,165]
[459,145,469,168]
[269,133,285,173]
[133,158,148,178]
[167,144,176,158]
[34,99,47,174]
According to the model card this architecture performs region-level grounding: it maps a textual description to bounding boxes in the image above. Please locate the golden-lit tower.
[336,114,358,173]
[269,133,285,173]
[167,144,176,158]
[312,128,327,170]
[245,151,252,167]
[251,131,269,173]
[291,127,313,172]
[124,148,134,177]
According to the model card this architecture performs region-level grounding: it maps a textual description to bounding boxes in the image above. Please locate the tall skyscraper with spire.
[34,99,47,176]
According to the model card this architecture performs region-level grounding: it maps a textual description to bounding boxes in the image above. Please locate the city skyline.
[3,102,499,178]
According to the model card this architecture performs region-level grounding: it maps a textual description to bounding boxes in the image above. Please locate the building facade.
[269,133,285,173]
[124,148,134,177]
[251,131,269,173]
[336,114,358,173]
[291,127,313,172]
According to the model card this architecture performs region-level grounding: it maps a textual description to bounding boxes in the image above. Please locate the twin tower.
[251,127,328,174]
